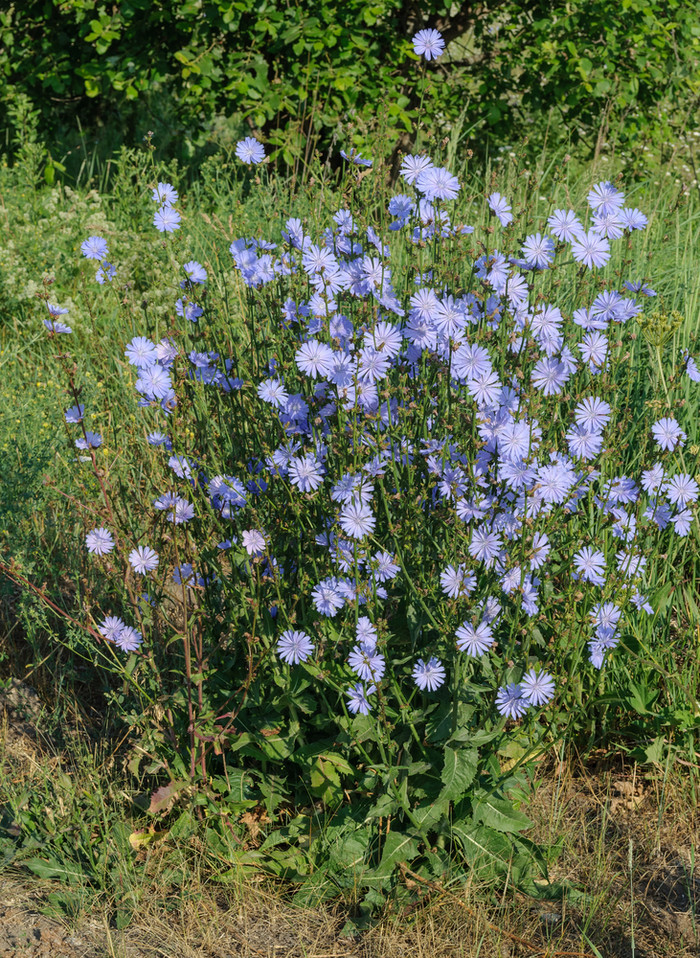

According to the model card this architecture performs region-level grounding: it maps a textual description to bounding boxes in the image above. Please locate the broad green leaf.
[472,792,532,833]
[364,791,399,821]
[23,859,84,883]
[440,746,478,801]
[365,830,420,885]
[292,868,336,906]
[407,602,421,643]
[83,77,100,97]
[223,769,249,803]
[412,797,449,830]
[256,733,296,761]
[168,810,196,840]
[452,822,513,875]
[620,632,641,654]
[309,753,350,806]
[623,678,659,715]
[328,832,369,873]
[644,736,667,764]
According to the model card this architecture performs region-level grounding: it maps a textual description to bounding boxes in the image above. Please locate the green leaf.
[23,859,84,883]
[365,830,420,885]
[406,602,421,643]
[643,736,667,764]
[651,581,674,612]
[83,77,100,97]
[292,868,337,906]
[168,810,196,840]
[40,890,83,920]
[513,834,552,881]
[683,585,700,622]
[625,681,659,715]
[309,752,352,806]
[440,746,478,802]
[427,701,474,744]
[85,19,103,40]
[452,822,514,875]
[472,791,532,833]
[327,831,370,874]
[364,791,399,821]
[620,632,641,654]
[411,797,449,830]
[256,733,296,761]
[220,769,249,803]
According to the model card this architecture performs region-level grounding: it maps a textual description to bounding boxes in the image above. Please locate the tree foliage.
[1,0,698,166]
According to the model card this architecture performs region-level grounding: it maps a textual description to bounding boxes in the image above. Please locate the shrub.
[1,2,698,174]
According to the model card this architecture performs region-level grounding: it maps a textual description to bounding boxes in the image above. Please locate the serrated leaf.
[513,834,551,880]
[309,753,349,806]
[440,746,478,801]
[328,832,369,874]
[364,791,399,821]
[422,845,452,878]
[126,751,143,776]
[365,831,420,885]
[626,681,658,715]
[472,792,532,833]
[292,868,336,906]
[452,822,514,875]
[412,797,449,830]
[168,810,196,840]
[644,736,667,764]
[456,726,500,747]
[222,769,248,803]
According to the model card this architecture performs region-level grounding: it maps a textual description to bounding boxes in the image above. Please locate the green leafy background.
[1,1,698,174]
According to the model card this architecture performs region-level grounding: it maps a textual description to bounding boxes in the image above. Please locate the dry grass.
[2,700,700,958]
[104,760,699,958]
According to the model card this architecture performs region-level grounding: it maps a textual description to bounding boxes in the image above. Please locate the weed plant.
[1,36,700,921]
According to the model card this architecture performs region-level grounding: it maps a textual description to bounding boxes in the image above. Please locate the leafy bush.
[1,1,698,174]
